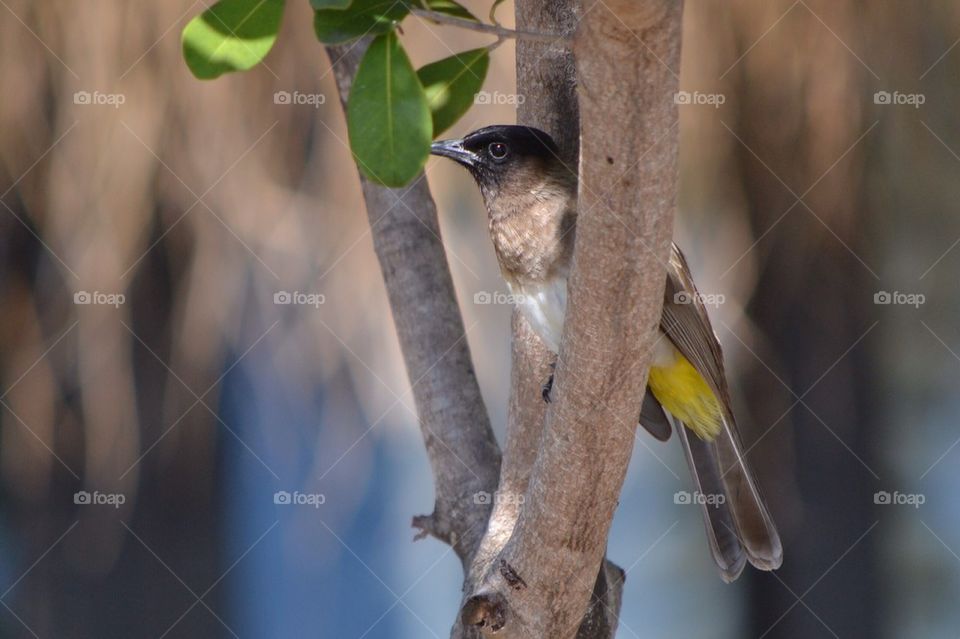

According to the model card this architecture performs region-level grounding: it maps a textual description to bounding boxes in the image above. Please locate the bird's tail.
[675,414,783,582]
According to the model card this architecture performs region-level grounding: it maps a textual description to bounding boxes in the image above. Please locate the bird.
[430,124,782,582]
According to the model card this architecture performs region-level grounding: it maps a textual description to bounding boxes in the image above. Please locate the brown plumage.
[431,125,782,581]
[483,157,577,284]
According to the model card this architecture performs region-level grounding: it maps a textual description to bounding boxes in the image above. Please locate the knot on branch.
[498,559,527,591]
[412,512,449,544]
[460,592,508,632]
[411,514,433,541]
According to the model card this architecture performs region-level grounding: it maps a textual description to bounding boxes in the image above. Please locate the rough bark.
[458,2,682,637]
[456,1,625,637]
[328,42,502,567]
[331,0,681,632]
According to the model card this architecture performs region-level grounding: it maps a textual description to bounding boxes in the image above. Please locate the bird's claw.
[541,373,554,403]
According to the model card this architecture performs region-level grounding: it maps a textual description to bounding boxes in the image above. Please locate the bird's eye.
[488,142,509,161]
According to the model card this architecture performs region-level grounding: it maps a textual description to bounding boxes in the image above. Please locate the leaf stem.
[410,8,570,45]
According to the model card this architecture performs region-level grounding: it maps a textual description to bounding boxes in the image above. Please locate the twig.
[410,8,570,44]
[488,0,508,28]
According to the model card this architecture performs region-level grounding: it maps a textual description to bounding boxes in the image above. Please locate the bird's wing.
[660,243,783,573]
[659,243,734,418]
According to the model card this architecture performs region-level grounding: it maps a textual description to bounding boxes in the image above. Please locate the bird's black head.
[430,125,568,195]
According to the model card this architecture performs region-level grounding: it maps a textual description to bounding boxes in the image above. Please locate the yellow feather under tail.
[647,354,723,440]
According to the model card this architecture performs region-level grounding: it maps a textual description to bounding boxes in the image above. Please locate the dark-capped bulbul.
[430,124,782,582]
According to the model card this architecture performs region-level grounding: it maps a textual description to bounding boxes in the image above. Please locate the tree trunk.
[457,2,682,637]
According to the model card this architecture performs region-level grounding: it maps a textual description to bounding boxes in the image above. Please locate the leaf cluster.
[182,0,492,186]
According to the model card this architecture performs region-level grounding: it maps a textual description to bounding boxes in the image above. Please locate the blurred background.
[0,0,958,637]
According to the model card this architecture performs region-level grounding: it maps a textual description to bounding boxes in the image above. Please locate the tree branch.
[330,0,682,631]
[327,41,502,567]
[457,0,683,636]
[410,8,571,45]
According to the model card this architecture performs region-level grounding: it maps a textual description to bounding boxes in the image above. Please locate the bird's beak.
[430,138,477,167]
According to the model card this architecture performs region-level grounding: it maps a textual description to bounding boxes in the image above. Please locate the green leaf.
[313,0,410,44]
[417,48,489,136]
[423,0,476,21]
[347,32,432,187]
[182,0,284,80]
[310,0,353,8]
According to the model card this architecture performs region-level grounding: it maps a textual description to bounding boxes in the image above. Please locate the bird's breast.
[487,196,575,283]
[509,277,567,353]
[508,276,678,369]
